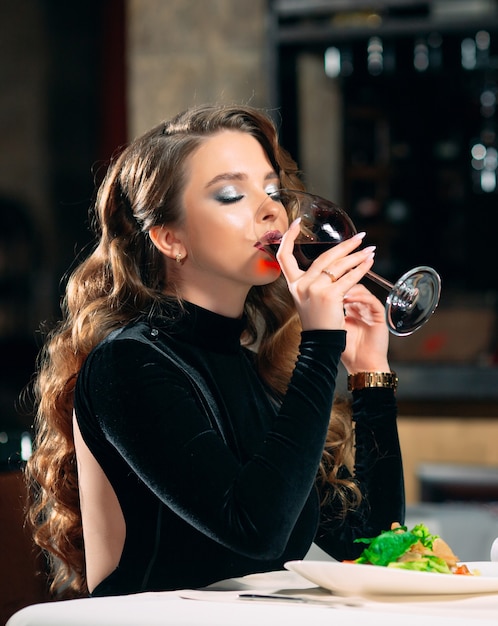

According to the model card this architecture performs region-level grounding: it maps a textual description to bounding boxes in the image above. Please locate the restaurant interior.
[1,0,498,623]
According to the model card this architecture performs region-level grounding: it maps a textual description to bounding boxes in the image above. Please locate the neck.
[177,282,249,318]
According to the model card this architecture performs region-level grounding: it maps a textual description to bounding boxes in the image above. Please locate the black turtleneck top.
[74,301,404,597]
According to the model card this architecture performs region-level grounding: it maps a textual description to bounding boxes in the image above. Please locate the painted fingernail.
[353,231,366,240]
[363,245,376,253]
[290,217,302,227]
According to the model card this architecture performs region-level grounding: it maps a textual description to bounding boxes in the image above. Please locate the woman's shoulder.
[103,318,161,345]
[84,317,169,369]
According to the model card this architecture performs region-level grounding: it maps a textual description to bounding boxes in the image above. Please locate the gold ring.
[321,269,337,283]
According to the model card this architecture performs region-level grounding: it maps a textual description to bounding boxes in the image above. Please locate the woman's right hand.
[276,219,376,331]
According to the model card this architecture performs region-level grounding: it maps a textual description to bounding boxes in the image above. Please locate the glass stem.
[366,270,394,292]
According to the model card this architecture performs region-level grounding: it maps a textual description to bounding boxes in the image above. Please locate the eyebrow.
[205,171,279,188]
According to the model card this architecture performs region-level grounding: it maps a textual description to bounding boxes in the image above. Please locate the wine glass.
[255,189,441,336]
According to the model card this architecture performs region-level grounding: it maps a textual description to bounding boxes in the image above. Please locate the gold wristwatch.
[347,371,398,392]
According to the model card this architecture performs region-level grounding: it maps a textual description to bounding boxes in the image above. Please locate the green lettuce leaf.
[410,523,439,549]
[353,527,419,566]
[352,523,445,569]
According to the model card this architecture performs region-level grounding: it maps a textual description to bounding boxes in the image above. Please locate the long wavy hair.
[26,103,359,598]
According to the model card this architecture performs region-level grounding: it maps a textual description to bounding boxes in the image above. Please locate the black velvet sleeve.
[75,329,346,560]
[314,387,405,561]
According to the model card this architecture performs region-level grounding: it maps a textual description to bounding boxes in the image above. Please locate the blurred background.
[1,0,498,620]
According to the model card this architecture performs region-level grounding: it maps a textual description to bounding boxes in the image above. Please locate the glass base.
[386,266,441,336]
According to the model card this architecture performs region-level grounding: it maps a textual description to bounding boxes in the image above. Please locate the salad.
[348,522,475,575]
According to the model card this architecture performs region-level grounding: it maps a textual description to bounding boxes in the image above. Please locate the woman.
[26,104,404,598]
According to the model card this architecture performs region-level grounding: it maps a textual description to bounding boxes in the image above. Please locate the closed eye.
[267,189,282,201]
[214,192,244,204]
[213,184,245,204]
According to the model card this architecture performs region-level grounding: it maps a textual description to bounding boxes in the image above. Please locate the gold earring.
[175,253,183,264]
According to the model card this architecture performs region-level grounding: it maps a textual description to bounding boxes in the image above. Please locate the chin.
[255,257,281,278]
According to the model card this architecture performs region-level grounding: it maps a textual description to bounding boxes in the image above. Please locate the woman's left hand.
[341,284,391,374]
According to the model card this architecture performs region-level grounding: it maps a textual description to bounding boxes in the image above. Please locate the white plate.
[284,560,498,596]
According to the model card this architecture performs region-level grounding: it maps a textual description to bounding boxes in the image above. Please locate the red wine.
[266,241,337,270]
[293,242,337,270]
[266,242,281,257]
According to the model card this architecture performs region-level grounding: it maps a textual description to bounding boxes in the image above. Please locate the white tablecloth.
[7,569,498,626]
[6,571,498,626]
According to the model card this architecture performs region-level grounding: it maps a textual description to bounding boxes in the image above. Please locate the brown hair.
[26,103,358,597]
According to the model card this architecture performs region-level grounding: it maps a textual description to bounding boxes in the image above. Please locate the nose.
[255,192,284,224]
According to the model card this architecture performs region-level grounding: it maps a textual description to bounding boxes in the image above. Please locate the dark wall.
[0,0,126,461]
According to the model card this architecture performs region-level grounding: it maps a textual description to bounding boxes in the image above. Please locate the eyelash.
[214,185,280,205]
[267,189,282,201]
[215,192,244,204]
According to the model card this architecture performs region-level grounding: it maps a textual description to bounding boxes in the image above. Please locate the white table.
[7,569,498,626]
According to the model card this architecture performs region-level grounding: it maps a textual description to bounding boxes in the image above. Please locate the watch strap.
[347,371,398,392]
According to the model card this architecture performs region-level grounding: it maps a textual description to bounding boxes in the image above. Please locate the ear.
[149,225,186,261]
